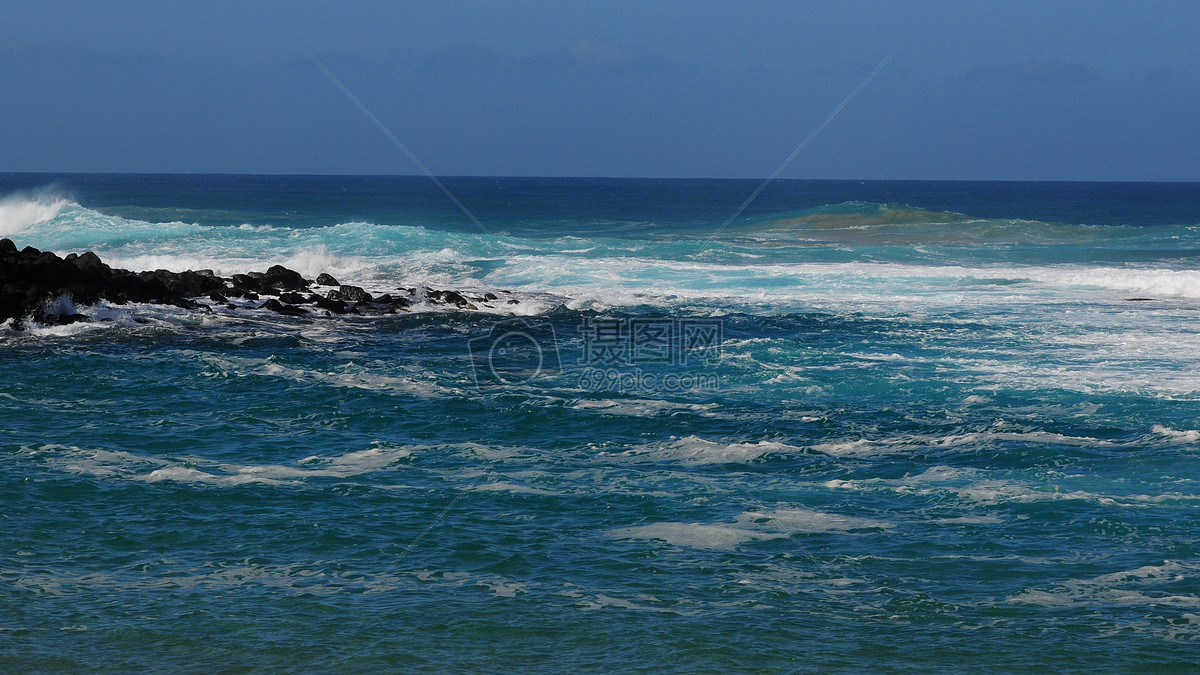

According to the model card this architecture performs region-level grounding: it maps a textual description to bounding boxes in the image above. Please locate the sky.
[1,0,1197,180]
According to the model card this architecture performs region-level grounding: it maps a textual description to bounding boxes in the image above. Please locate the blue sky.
[2,0,1197,180]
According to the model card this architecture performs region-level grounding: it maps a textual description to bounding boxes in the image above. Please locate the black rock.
[42,313,90,326]
[0,239,502,327]
[263,265,309,291]
[147,269,226,297]
[278,292,309,304]
[261,298,308,316]
[328,285,372,303]
[0,242,197,326]
[231,274,261,292]
[428,289,470,308]
[72,251,111,278]
[312,295,348,314]
[315,273,339,286]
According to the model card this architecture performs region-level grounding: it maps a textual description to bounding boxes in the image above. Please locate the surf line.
[696,48,897,256]
[299,43,498,244]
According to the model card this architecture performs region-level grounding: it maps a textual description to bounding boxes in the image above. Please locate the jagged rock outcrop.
[0,239,518,329]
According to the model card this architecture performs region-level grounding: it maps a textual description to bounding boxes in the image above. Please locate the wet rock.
[278,292,309,304]
[312,295,348,314]
[428,289,470,308]
[231,274,261,292]
[315,273,339,286]
[328,285,372,303]
[261,298,308,316]
[42,313,90,326]
[0,239,507,327]
[0,241,195,327]
[263,265,309,292]
[145,269,225,297]
[72,251,111,278]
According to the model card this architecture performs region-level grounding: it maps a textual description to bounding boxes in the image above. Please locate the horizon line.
[3,171,1200,185]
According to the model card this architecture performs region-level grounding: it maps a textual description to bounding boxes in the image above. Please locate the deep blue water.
[3,174,1200,671]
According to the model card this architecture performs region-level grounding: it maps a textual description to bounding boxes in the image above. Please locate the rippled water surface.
[3,175,1200,670]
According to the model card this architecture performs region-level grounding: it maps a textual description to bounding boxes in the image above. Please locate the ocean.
[3,174,1200,671]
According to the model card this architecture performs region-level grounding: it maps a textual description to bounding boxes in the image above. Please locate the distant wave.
[733,201,1159,246]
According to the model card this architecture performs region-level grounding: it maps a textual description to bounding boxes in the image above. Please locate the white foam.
[608,522,783,550]
[480,254,1200,316]
[617,435,802,464]
[929,515,1005,525]
[563,590,694,614]
[32,442,417,487]
[42,295,79,316]
[1152,425,1200,443]
[142,466,283,486]
[470,481,560,495]
[1007,561,1200,609]
[570,399,721,417]
[0,193,70,236]
[200,353,449,398]
[608,507,891,550]
[737,508,894,532]
[823,465,1200,507]
[809,429,1115,458]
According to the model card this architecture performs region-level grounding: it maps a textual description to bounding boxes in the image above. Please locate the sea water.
[2,174,1200,670]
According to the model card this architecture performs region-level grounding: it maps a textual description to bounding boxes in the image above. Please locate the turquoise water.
[3,175,1200,671]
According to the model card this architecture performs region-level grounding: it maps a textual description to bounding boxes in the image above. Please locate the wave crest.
[0,192,72,237]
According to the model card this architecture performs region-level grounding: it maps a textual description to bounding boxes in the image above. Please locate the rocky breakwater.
[0,239,518,329]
